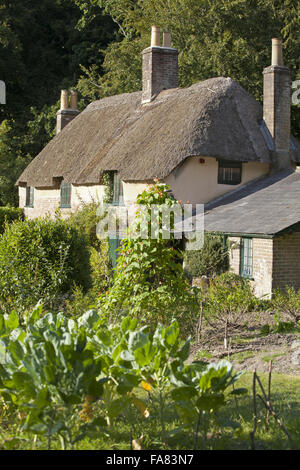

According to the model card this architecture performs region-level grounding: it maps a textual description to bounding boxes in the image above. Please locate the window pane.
[113,173,124,204]
[25,186,34,207]
[60,181,71,207]
[218,161,242,185]
[240,238,253,278]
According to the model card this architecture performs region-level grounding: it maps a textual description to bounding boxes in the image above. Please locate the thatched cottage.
[16,28,300,296]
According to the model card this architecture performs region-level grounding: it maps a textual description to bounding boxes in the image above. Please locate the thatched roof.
[17,77,300,187]
[204,170,300,236]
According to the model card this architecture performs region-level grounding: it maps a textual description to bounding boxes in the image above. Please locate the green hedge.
[0,206,23,234]
[0,216,91,313]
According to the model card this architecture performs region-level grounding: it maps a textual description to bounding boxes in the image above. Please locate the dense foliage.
[0,0,117,205]
[0,217,91,314]
[65,203,112,317]
[0,206,23,234]
[184,233,229,280]
[0,306,244,450]
[76,0,300,137]
[101,183,199,333]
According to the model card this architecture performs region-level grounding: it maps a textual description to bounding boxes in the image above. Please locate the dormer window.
[112,172,124,205]
[218,160,242,185]
[60,180,71,208]
[25,186,34,208]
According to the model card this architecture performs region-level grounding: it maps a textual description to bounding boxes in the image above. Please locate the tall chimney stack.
[142,26,178,104]
[56,89,80,134]
[263,38,291,170]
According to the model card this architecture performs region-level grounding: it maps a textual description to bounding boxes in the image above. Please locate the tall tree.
[76,0,300,136]
[0,0,116,205]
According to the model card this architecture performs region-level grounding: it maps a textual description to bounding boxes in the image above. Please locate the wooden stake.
[250,369,257,450]
[197,302,203,343]
[266,360,272,427]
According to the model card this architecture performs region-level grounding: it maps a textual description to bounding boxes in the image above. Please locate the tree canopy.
[0,0,116,205]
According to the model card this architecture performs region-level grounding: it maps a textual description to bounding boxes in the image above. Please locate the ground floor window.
[112,172,124,205]
[240,237,253,278]
[25,186,34,208]
[60,181,71,208]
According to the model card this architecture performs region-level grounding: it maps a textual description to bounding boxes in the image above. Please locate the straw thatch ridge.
[17,77,300,187]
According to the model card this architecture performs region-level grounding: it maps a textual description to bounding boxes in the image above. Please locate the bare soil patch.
[189,310,300,375]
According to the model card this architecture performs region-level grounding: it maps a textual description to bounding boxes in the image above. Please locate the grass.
[194,349,213,360]
[231,350,255,364]
[1,372,300,450]
[261,352,288,362]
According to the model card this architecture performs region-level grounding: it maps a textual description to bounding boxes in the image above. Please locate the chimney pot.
[163,31,171,48]
[57,89,80,134]
[60,90,69,110]
[70,90,78,110]
[271,38,283,66]
[151,26,160,47]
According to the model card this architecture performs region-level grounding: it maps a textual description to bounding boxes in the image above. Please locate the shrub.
[0,206,23,234]
[64,244,111,318]
[271,287,300,324]
[0,216,91,314]
[203,272,257,347]
[183,233,229,279]
[68,202,101,250]
[67,201,113,287]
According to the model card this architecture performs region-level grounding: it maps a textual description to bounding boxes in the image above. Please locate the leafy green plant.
[0,216,91,314]
[170,360,246,448]
[64,244,112,318]
[87,314,191,435]
[0,304,245,450]
[100,182,199,335]
[68,202,102,251]
[0,207,23,234]
[0,306,107,449]
[273,320,296,334]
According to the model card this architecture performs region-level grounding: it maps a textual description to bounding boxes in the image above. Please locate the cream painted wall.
[165,156,270,204]
[19,184,106,219]
[123,182,148,204]
[20,186,61,219]
[71,184,106,210]
[19,157,270,219]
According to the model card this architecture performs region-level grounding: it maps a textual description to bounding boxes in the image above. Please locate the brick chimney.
[56,90,80,134]
[263,38,292,169]
[142,26,178,104]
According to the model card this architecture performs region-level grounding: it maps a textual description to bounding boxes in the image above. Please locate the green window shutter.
[240,237,253,278]
[60,181,71,208]
[25,186,34,208]
[112,172,124,205]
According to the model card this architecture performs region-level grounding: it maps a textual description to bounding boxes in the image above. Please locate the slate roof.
[17,76,300,188]
[204,170,300,236]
